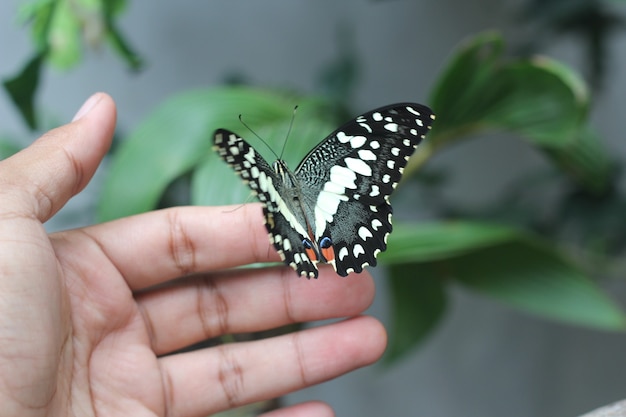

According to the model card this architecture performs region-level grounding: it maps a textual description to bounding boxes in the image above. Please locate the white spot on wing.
[323,180,345,194]
[328,258,337,271]
[244,147,255,164]
[359,123,373,133]
[338,247,349,260]
[407,106,420,115]
[315,192,348,238]
[353,244,365,258]
[372,112,383,121]
[315,177,350,238]
[358,226,373,240]
[358,149,377,161]
[329,165,357,189]
[293,253,302,264]
[384,123,399,132]
[369,185,380,197]
[350,135,367,148]
[317,190,348,215]
[258,171,269,191]
[345,157,372,177]
[337,131,350,143]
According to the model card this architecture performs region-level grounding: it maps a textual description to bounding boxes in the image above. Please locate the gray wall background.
[2,1,626,416]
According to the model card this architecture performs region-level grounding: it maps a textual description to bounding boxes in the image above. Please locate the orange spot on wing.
[305,247,318,262]
[321,245,335,263]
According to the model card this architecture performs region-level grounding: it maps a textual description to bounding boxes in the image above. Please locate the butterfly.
[213,103,435,278]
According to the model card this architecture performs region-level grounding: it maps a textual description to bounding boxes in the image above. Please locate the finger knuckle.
[166,209,197,276]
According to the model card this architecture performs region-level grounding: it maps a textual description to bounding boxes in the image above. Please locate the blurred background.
[2,1,626,416]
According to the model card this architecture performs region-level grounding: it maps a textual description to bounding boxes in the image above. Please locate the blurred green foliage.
[3,0,141,129]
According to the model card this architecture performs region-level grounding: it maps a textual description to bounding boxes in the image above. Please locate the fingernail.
[72,93,103,122]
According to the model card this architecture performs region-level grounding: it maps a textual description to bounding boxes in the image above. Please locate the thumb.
[0,92,116,222]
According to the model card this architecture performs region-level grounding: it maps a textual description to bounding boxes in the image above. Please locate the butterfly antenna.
[279,105,298,160]
[238,114,280,160]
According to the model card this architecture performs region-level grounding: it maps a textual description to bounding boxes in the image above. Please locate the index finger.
[52,203,280,290]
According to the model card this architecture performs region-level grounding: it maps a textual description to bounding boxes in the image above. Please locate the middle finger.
[136,265,375,355]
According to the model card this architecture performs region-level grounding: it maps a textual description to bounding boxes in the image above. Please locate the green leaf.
[0,138,23,160]
[543,126,615,194]
[2,52,45,130]
[105,23,144,71]
[429,32,588,145]
[481,57,588,146]
[428,32,505,137]
[381,222,626,332]
[191,156,252,207]
[99,0,127,14]
[97,87,333,221]
[453,240,626,330]
[18,0,56,52]
[385,265,447,364]
[102,0,143,71]
[428,32,612,193]
[46,0,82,69]
[381,221,517,264]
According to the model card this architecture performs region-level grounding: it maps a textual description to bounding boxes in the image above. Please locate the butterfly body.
[213,103,434,278]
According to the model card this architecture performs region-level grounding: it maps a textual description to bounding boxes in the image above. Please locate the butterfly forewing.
[213,103,434,278]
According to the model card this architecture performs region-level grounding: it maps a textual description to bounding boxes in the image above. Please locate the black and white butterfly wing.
[213,130,319,278]
[213,102,434,279]
[294,103,435,276]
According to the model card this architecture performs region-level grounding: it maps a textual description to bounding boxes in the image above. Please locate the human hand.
[0,93,386,417]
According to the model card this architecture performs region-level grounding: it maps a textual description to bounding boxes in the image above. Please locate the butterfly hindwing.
[213,103,434,278]
[263,208,319,278]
